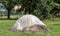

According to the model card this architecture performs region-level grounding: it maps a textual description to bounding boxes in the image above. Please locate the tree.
[20,0,39,14]
[53,0,60,4]
[1,0,59,19]
[1,0,21,19]
[50,0,60,17]
[20,0,54,19]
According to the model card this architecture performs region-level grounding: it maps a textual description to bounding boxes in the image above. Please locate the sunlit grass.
[0,18,60,36]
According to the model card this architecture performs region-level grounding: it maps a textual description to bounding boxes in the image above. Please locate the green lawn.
[0,18,60,36]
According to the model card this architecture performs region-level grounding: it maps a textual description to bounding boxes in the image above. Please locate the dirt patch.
[22,25,48,32]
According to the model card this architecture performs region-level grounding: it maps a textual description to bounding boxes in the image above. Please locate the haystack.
[9,14,48,32]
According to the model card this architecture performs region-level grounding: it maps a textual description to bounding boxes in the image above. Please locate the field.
[0,18,60,36]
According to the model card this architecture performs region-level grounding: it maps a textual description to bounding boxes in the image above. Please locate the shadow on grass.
[0,18,18,20]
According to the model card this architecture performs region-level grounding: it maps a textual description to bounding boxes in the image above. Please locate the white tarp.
[11,14,46,31]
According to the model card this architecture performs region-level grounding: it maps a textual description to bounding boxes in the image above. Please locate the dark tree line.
[0,0,60,19]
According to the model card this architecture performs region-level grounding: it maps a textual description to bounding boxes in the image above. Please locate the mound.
[9,14,48,32]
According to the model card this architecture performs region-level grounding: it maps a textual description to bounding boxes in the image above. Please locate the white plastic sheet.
[12,14,46,30]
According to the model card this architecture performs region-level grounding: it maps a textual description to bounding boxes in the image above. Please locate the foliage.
[0,0,21,19]
[20,0,60,19]
[0,0,60,19]
[53,0,60,4]
[19,0,55,19]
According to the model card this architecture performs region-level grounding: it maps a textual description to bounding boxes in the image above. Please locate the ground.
[0,18,60,36]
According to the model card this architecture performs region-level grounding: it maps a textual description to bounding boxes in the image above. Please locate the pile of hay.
[9,14,48,32]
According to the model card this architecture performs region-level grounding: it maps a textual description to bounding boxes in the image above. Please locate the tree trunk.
[7,10,10,19]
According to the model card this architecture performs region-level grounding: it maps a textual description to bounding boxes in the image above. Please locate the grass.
[0,18,60,36]
[0,15,20,18]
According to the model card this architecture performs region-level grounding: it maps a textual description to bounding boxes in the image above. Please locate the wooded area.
[0,0,60,19]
